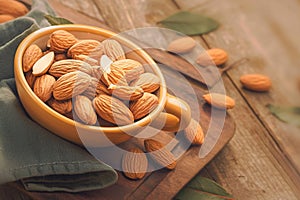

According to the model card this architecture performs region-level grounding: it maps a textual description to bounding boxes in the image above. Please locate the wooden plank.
[0,1,235,200]
[10,0,299,199]
[175,0,300,191]
[47,0,108,28]
[90,0,300,199]
[92,0,227,87]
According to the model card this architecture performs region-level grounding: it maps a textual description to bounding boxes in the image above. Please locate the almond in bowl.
[14,25,191,147]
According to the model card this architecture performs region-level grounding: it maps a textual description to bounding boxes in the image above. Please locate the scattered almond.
[122,148,148,180]
[167,37,196,54]
[33,74,56,102]
[144,139,176,170]
[184,119,204,145]
[240,74,271,92]
[203,93,235,109]
[196,48,228,66]
[32,51,55,76]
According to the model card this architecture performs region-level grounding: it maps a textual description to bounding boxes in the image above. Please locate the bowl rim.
[14,24,167,135]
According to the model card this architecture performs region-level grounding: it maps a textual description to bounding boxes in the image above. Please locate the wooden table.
[6,0,300,199]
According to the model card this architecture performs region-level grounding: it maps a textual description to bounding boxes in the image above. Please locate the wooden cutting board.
[2,1,235,199]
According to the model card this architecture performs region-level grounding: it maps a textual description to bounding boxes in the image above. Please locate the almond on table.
[122,148,148,180]
[240,74,272,92]
[196,48,228,66]
[184,119,205,145]
[203,93,235,110]
[167,37,196,54]
[144,139,176,170]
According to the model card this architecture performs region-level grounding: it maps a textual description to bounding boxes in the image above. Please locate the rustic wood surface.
[3,0,300,199]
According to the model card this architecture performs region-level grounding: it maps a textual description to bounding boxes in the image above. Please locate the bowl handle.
[150,94,191,132]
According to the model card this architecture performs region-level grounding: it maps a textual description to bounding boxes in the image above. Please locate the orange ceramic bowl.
[14,24,191,147]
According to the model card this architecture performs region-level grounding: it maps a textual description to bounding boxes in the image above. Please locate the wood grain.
[3,0,299,199]
[175,0,300,193]
[90,0,299,199]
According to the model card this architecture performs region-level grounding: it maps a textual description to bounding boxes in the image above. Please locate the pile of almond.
[0,0,29,23]
[23,30,161,126]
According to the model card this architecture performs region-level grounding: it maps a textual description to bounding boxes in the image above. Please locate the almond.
[240,74,271,92]
[82,77,109,99]
[130,73,160,93]
[90,66,104,80]
[93,94,134,125]
[74,95,97,125]
[47,98,72,115]
[203,93,235,109]
[101,65,128,86]
[0,0,28,17]
[25,71,36,89]
[102,39,126,61]
[111,59,144,82]
[53,71,91,101]
[130,92,158,120]
[0,14,15,23]
[144,139,176,170]
[22,44,43,72]
[122,148,148,180]
[184,119,204,145]
[74,54,98,66]
[32,51,55,76]
[67,39,104,60]
[167,37,196,54]
[49,59,93,78]
[196,48,228,66]
[108,84,144,100]
[49,30,78,53]
[33,74,56,102]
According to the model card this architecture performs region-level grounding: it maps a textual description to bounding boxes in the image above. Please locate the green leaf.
[175,176,234,200]
[267,104,300,127]
[158,11,219,35]
[44,15,73,25]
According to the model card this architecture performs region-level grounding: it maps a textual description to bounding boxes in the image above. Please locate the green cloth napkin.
[0,0,118,192]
